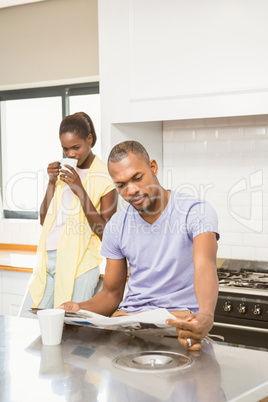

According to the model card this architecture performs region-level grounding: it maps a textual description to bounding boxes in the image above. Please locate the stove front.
[211,259,268,350]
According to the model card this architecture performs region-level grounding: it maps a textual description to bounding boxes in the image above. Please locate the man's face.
[108,152,159,214]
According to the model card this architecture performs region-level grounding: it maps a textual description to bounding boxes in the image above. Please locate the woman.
[20,112,117,315]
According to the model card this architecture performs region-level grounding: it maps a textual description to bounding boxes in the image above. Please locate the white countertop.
[1,315,268,402]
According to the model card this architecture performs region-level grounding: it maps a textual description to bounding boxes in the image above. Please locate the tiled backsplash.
[163,115,268,261]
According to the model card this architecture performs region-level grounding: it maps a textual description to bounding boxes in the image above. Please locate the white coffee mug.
[60,158,78,173]
[37,309,65,346]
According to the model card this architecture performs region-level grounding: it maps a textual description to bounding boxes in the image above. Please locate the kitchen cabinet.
[0,270,31,316]
[99,0,268,156]
[0,245,36,316]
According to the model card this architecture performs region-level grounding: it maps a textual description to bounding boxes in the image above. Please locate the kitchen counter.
[0,315,267,402]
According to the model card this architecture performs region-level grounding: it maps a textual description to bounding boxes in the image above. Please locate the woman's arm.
[40,161,61,225]
[61,165,118,240]
[78,187,118,240]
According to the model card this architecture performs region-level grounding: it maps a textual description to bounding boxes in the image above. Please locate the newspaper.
[62,308,176,332]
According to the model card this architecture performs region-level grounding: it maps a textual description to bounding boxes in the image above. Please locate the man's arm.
[193,231,219,320]
[166,232,218,350]
[58,257,128,316]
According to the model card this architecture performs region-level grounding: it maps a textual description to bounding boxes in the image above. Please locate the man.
[60,141,219,350]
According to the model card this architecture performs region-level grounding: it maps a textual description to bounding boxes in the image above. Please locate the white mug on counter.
[37,309,65,346]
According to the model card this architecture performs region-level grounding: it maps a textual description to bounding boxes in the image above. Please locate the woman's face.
[60,131,93,167]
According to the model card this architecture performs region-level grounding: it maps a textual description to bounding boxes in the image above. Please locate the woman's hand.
[60,165,84,196]
[47,161,61,184]
[57,301,81,311]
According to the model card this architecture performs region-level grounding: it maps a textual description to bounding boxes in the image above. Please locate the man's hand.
[166,312,214,351]
[58,301,80,311]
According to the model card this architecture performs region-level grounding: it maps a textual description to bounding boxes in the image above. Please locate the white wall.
[0,0,99,89]
[163,115,268,261]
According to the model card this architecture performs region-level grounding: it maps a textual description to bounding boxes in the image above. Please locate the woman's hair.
[108,140,150,164]
[59,112,97,147]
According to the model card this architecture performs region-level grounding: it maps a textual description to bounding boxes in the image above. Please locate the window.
[0,83,100,219]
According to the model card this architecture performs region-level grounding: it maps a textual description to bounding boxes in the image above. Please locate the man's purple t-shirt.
[101,191,219,313]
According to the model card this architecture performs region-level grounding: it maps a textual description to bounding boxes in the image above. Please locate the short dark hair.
[108,141,150,164]
[59,112,97,147]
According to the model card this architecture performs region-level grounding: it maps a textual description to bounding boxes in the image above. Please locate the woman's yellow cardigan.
[29,156,115,308]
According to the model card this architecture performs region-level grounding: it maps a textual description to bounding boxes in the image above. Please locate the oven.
[210,259,268,350]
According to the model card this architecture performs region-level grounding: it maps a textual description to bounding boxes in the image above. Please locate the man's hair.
[108,141,150,164]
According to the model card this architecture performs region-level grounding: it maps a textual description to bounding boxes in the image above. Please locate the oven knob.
[238,304,246,314]
[253,305,261,315]
[223,301,232,312]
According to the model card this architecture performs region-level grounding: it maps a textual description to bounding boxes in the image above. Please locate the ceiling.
[0,0,45,8]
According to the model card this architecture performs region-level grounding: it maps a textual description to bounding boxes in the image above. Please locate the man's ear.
[150,159,158,176]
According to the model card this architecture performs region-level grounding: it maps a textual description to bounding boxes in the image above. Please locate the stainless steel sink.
[112,350,194,373]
